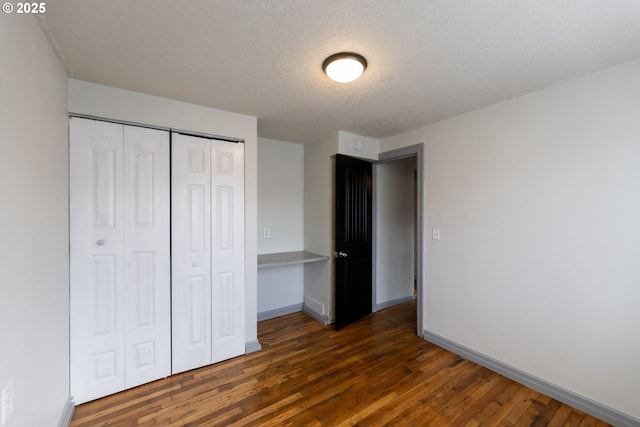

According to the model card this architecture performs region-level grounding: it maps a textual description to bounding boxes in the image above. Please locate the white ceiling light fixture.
[322,52,367,83]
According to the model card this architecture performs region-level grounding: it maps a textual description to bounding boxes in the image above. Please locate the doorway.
[374,144,424,336]
[334,154,373,329]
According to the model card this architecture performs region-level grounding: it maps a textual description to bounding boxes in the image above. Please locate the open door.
[334,154,373,329]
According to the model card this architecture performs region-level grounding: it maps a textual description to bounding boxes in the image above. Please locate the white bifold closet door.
[70,117,170,404]
[171,132,245,374]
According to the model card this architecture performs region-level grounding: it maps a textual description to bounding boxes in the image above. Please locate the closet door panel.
[211,141,245,362]
[171,133,212,374]
[123,126,171,387]
[70,117,126,403]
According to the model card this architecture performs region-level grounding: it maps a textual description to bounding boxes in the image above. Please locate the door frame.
[373,143,424,336]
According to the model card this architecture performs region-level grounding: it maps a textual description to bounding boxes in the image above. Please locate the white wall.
[303,135,338,320]
[257,138,304,254]
[0,15,69,427]
[68,79,260,344]
[257,267,303,313]
[257,138,304,313]
[338,130,379,160]
[376,157,416,306]
[381,59,640,419]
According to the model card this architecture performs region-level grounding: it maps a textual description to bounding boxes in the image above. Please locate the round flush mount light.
[322,52,367,83]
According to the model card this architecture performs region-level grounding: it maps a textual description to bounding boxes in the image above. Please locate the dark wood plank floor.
[71,301,609,426]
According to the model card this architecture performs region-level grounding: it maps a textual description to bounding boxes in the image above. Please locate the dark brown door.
[334,154,372,329]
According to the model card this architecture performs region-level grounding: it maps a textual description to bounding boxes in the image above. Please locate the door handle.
[335,251,348,258]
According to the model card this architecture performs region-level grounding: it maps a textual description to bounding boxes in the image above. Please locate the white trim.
[244,340,262,354]
[302,304,331,326]
[422,330,640,427]
[257,304,303,321]
[57,396,75,427]
[375,295,415,312]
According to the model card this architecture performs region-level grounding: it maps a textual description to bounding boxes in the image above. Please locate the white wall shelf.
[258,251,329,269]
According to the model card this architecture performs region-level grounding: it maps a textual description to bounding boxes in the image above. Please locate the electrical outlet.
[263,227,271,238]
[1,380,14,425]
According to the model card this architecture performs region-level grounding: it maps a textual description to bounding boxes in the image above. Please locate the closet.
[171,133,245,374]
[70,118,245,404]
[69,118,171,404]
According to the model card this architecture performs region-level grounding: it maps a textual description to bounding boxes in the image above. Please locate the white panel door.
[171,133,212,374]
[122,126,171,388]
[210,140,245,363]
[70,118,126,403]
[172,133,245,373]
[70,118,170,403]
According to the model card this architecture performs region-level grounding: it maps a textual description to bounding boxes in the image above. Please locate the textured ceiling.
[40,0,640,143]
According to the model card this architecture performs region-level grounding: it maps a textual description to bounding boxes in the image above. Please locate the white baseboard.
[57,396,75,427]
[302,304,331,326]
[374,295,415,312]
[257,303,303,321]
[244,340,262,354]
[303,296,325,317]
[422,330,640,427]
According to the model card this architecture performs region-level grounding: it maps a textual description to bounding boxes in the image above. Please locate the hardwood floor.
[71,302,609,426]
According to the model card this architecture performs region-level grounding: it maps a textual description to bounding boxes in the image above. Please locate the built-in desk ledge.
[258,251,330,269]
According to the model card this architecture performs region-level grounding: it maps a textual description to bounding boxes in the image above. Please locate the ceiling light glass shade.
[323,52,367,83]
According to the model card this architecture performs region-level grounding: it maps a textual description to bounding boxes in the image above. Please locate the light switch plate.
[432,228,440,240]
